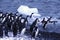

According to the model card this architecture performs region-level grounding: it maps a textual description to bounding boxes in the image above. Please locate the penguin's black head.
[10,13,12,15]
[10,13,13,16]
[43,18,45,20]
[27,15,29,17]
[16,11,18,13]
[36,18,38,20]
[50,16,52,18]
[20,14,22,17]
[6,12,8,14]
[15,13,17,16]
[6,13,9,16]
[32,13,34,14]
[6,13,12,16]
[0,12,3,13]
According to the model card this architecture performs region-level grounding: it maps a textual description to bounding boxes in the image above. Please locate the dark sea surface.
[0,0,60,17]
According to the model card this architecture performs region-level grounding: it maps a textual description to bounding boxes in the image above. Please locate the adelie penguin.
[12,15,20,37]
[3,13,10,37]
[3,13,13,37]
[22,15,29,28]
[42,17,52,29]
[30,18,38,33]
[30,13,34,18]
[34,27,39,38]
[17,14,23,33]
[13,14,23,33]
[19,15,29,33]
[5,23,9,37]
[0,13,3,22]
[7,13,13,31]
[31,27,38,38]
[0,23,3,38]
[0,12,3,18]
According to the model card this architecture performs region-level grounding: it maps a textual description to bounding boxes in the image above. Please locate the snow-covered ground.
[1,36,35,40]
[0,35,35,40]
[0,31,57,40]
[0,31,35,40]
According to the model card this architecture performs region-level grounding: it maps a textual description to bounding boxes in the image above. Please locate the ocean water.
[0,0,60,17]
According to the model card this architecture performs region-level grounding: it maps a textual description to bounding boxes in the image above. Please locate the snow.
[0,34,35,40]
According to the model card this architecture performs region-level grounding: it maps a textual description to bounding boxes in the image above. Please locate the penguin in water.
[30,18,38,33]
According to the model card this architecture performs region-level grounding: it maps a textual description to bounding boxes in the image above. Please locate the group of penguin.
[0,12,55,38]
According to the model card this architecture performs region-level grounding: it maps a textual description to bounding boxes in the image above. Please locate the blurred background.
[0,0,60,17]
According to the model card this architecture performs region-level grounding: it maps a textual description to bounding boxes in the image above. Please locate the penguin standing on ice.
[30,13,34,18]
[42,17,52,29]
[7,13,13,31]
[16,14,23,33]
[3,13,10,37]
[22,16,29,28]
[35,27,39,38]
[18,15,29,33]
[0,23,3,38]
[12,15,18,37]
[31,26,39,39]
[30,18,38,33]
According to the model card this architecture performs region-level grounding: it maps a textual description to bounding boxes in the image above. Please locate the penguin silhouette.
[30,13,34,18]
[42,17,52,29]
[12,17,18,37]
[0,24,3,38]
[30,18,38,33]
